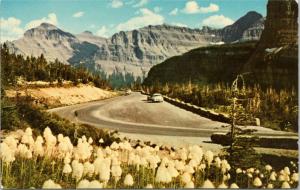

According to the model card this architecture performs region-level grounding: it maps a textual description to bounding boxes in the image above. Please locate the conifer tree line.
[1,43,110,89]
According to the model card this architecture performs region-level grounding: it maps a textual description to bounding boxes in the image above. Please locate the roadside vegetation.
[1,42,120,166]
[1,126,298,189]
[1,43,110,89]
[143,82,298,132]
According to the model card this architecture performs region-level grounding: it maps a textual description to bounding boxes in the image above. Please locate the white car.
[150,93,164,102]
[125,89,132,95]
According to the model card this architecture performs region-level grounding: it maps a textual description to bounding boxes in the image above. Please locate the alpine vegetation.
[1,127,298,189]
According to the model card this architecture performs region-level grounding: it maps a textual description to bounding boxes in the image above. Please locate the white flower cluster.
[235,163,299,188]
[1,127,298,189]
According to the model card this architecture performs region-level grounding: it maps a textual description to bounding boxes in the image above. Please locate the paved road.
[49,92,297,138]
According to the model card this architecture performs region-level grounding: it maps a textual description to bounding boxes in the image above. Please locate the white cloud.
[154,6,161,13]
[183,1,219,14]
[169,8,178,16]
[96,26,109,38]
[171,22,188,27]
[116,8,164,31]
[111,0,123,8]
[201,15,234,28]
[0,17,24,42]
[133,0,148,8]
[73,11,84,18]
[25,13,58,30]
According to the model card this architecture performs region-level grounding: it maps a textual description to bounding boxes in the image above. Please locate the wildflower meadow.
[1,127,298,189]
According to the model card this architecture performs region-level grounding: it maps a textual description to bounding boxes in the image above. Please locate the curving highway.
[49,92,297,138]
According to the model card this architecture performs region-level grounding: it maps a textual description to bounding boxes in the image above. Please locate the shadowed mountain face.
[243,0,298,89]
[7,11,264,78]
[221,11,264,43]
[144,0,298,89]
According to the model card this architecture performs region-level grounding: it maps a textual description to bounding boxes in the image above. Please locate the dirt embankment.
[5,84,118,107]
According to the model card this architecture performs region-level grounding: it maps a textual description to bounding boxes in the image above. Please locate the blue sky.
[0,0,267,41]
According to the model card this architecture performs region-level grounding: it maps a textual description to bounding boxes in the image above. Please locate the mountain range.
[144,0,298,89]
[7,11,264,79]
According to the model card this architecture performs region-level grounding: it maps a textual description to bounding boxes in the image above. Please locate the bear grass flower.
[33,136,44,157]
[214,157,221,168]
[218,182,228,188]
[43,127,57,156]
[4,135,18,152]
[63,163,72,174]
[17,143,32,159]
[98,158,111,182]
[202,179,215,188]
[42,179,61,189]
[253,177,262,187]
[204,150,214,166]
[111,164,122,182]
[221,159,231,173]
[71,160,84,182]
[177,148,188,161]
[74,137,93,161]
[265,164,272,172]
[0,142,16,163]
[124,174,134,186]
[267,183,274,189]
[99,138,104,144]
[145,184,153,188]
[236,168,242,174]
[88,180,103,188]
[291,173,299,182]
[155,163,172,184]
[77,179,90,188]
[174,160,185,172]
[167,162,179,178]
[184,181,195,188]
[281,181,291,188]
[284,167,291,175]
[181,172,191,184]
[188,145,203,163]
[78,179,103,188]
[230,183,239,188]
[83,161,95,177]
[269,171,277,181]
[184,165,195,174]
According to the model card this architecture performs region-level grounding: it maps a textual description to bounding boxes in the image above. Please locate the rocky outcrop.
[258,0,298,48]
[243,0,298,89]
[242,18,265,41]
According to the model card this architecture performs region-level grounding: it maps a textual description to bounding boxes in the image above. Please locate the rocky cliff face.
[143,42,257,86]
[258,0,298,48]
[243,0,298,89]
[242,17,265,41]
[144,0,298,89]
[7,11,265,78]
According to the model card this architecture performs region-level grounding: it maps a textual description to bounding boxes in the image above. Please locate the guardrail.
[162,96,231,123]
[140,91,231,123]
[211,133,298,150]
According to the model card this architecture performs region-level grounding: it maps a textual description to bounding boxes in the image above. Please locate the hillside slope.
[5,84,117,107]
[143,42,257,86]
